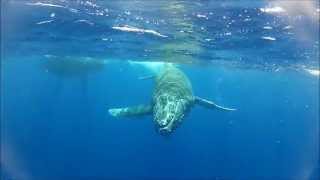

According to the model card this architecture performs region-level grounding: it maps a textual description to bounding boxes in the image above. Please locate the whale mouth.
[157,116,175,135]
[159,126,172,135]
[158,119,175,135]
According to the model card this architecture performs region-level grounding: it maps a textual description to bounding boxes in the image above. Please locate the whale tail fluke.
[108,104,153,117]
[194,96,237,111]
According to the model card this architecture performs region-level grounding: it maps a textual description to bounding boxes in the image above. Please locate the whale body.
[109,64,236,135]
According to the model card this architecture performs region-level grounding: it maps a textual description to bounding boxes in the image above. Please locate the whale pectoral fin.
[108,104,153,117]
[194,96,237,111]
[138,75,155,80]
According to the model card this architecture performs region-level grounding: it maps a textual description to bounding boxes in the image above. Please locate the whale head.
[153,94,190,135]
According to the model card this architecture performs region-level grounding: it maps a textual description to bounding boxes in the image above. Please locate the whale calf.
[108,64,236,135]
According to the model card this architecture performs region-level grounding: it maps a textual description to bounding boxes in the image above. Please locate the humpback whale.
[108,64,236,135]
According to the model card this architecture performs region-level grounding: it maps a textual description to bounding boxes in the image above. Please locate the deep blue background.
[2,59,319,179]
[1,0,319,179]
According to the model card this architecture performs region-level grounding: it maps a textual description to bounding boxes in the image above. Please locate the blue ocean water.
[1,0,319,179]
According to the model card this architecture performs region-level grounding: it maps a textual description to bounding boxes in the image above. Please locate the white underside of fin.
[195,96,237,111]
[108,108,123,117]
